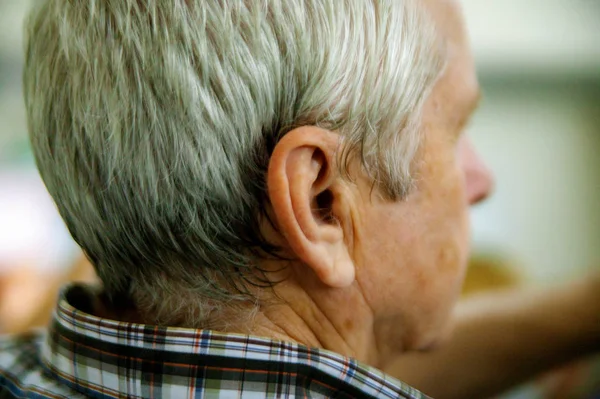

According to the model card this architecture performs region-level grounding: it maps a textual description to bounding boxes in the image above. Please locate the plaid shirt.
[0,285,428,398]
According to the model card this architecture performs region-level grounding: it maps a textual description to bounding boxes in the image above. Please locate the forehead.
[422,0,480,121]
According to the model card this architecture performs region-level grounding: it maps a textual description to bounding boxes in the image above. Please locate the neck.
[247,276,385,367]
[92,268,397,368]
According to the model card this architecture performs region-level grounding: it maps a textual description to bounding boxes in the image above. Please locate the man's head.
[24,0,491,361]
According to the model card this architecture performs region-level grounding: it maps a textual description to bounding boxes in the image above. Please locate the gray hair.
[24,0,444,327]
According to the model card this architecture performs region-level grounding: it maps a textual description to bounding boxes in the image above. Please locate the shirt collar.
[42,284,427,399]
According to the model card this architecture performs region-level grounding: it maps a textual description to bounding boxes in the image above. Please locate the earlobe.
[313,243,355,288]
[267,127,355,288]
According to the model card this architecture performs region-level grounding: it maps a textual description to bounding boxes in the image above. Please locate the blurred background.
[463,0,600,287]
[0,0,599,396]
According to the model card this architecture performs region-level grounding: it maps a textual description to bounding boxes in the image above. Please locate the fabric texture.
[0,284,428,398]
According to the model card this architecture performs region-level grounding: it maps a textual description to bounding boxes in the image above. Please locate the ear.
[267,126,355,288]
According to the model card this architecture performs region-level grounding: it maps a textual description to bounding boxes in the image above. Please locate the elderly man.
[1,0,599,398]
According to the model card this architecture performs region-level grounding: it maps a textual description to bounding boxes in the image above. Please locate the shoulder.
[0,330,86,398]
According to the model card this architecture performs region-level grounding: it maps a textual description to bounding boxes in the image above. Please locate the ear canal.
[314,190,335,224]
[310,147,337,224]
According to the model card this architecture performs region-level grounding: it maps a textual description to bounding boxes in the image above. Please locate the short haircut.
[24,0,444,326]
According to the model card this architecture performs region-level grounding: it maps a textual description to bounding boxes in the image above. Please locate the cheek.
[407,148,471,319]
[419,146,471,262]
[355,193,469,311]
[410,205,469,313]
[429,176,470,289]
[351,139,471,321]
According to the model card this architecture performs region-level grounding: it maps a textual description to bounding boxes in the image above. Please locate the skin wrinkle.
[257,230,377,362]
[25,0,496,375]
[262,283,324,349]
[25,1,443,323]
[339,187,384,363]
[354,277,385,363]
[340,170,383,362]
[344,166,405,361]
[257,0,487,368]
[304,289,354,356]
